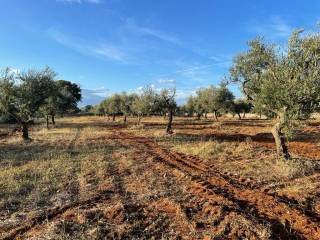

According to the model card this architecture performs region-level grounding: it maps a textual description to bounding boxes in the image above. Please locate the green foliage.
[230,99,252,118]
[102,93,122,115]
[209,83,235,114]
[229,28,320,158]
[194,87,209,116]
[156,88,177,114]
[131,86,157,117]
[185,96,196,116]
[40,80,81,118]
[56,80,82,113]
[0,67,56,123]
[183,84,234,118]
[120,92,138,116]
[0,113,16,123]
[94,104,106,116]
[83,105,93,112]
[98,87,177,129]
[229,29,320,124]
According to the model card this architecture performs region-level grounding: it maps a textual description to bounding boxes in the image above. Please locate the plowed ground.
[0,116,319,239]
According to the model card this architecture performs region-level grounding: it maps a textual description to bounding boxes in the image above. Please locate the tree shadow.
[159,129,319,146]
[157,132,275,145]
[221,119,272,127]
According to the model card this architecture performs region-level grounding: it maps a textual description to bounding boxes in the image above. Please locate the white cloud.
[122,18,182,45]
[47,28,129,63]
[80,88,109,107]
[91,45,128,62]
[175,64,213,82]
[153,62,216,84]
[249,15,292,39]
[176,89,194,99]
[92,86,110,96]
[209,54,232,68]
[271,16,292,37]
[157,79,176,84]
[56,0,103,4]
[46,17,185,66]
[83,86,110,97]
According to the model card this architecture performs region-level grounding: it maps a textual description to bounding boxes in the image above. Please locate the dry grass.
[163,135,320,185]
[1,115,320,239]
[0,119,121,238]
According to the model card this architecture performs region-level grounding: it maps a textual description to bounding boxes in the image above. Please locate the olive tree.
[198,87,212,119]
[229,30,320,159]
[230,99,252,119]
[193,88,207,120]
[185,96,196,117]
[157,88,177,134]
[0,67,56,140]
[94,104,106,116]
[103,94,123,121]
[191,84,234,120]
[131,86,157,123]
[40,80,81,128]
[120,92,138,123]
[207,84,234,120]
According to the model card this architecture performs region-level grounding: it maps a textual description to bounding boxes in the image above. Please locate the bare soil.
[0,116,319,239]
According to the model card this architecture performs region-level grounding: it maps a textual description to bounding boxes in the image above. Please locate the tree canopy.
[229,29,320,158]
[0,67,56,139]
[183,84,234,120]
[98,86,177,133]
[0,67,82,139]
[40,79,81,127]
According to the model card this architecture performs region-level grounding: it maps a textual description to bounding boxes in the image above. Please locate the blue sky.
[1,0,320,105]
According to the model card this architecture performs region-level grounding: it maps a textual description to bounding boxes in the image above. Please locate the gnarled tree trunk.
[166,109,173,134]
[21,122,29,140]
[237,113,242,120]
[51,115,55,126]
[46,115,49,129]
[271,108,290,159]
[138,115,142,124]
[196,113,201,120]
[123,115,127,123]
[214,110,219,121]
[112,114,116,121]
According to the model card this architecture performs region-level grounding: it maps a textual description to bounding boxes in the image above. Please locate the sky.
[1,0,320,106]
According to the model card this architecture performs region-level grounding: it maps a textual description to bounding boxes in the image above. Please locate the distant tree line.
[0,67,81,140]
[94,87,177,134]
[94,84,251,134]
[181,83,251,120]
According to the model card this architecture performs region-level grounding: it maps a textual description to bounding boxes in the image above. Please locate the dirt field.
[0,116,319,240]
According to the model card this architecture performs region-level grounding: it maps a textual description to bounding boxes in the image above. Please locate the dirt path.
[110,130,320,240]
[3,129,320,239]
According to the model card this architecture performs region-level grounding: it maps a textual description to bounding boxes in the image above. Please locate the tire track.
[0,189,114,240]
[111,130,320,240]
[0,127,87,240]
[4,128,319,239]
